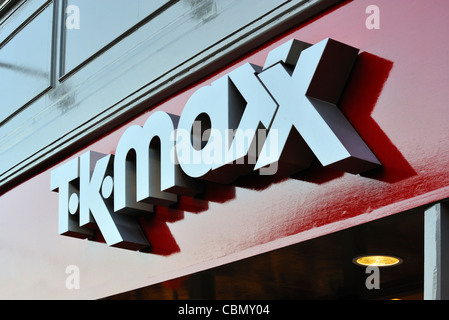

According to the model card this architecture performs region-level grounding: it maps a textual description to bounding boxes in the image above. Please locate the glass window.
[62,0,171,75]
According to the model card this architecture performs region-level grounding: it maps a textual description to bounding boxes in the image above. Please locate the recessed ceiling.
[105,206,425,300]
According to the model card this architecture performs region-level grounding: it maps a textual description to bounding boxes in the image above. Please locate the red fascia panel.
[2,0,449,263]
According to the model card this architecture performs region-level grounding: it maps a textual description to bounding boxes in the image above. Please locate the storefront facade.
[1,0,449,300]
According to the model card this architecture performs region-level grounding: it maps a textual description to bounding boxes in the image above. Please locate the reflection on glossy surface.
[0,3,53,123]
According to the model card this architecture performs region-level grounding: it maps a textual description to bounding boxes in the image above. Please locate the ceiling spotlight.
[353,255,402,267]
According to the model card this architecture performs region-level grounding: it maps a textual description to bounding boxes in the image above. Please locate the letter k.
[79,151,150,251]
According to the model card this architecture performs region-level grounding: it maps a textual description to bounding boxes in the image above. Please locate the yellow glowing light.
[354,255,402,267]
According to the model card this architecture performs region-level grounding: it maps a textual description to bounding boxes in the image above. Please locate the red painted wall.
[1,0,448,298]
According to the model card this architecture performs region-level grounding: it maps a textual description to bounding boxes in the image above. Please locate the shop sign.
[51,38,380,250]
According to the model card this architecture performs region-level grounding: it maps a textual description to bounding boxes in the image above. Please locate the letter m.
[114,111,201,215]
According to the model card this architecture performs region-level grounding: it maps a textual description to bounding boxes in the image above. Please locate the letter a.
[365,266,380,290]
[65,265,80,290]
[66,5,80,30]
[365,5,380,30]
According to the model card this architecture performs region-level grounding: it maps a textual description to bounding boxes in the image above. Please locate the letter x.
[255,38,380,175]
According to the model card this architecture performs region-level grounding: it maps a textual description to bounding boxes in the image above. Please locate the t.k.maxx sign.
[51,38,381,251]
